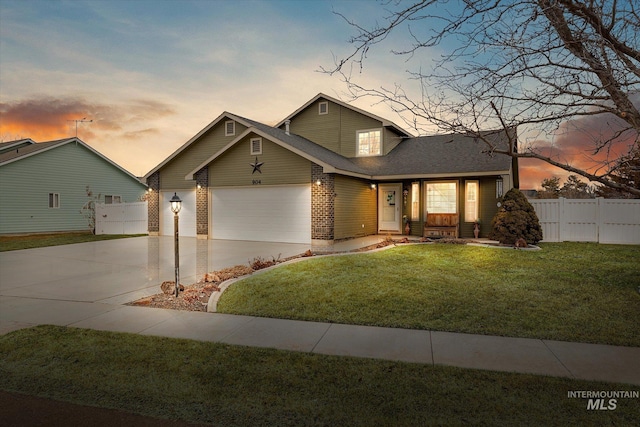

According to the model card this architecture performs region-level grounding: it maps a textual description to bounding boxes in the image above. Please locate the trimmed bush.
[489,188,543,244]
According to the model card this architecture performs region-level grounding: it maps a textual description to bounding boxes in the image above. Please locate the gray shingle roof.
[0,138,70,164]
[243,119,513,178]
[351,130,513,177]
[181,111,515,181]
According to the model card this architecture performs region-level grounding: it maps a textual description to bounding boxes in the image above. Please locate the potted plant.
[473,219,480,239]
[403,215,410,235]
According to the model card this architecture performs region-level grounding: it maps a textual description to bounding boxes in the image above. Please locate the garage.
[211,185,311,244]
[161,191,197,237]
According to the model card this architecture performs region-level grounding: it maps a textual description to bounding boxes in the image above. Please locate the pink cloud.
[520,96,639,189]
[0,96,175,142]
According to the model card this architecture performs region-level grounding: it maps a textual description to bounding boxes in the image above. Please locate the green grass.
[0,232,146,252]
[218,242,640,346]
[1,326,638,426]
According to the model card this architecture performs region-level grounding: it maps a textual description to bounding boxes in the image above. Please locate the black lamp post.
[169,192,182,297]
[496,176,504,198]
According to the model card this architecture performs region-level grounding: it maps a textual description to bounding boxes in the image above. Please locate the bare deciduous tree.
[324,0,640,196]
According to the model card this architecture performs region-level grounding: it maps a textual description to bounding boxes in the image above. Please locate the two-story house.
[143,93,517,245]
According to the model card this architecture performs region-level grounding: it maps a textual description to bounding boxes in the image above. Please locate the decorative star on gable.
[250,157,264,174]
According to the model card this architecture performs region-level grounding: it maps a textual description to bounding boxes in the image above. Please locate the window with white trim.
[250,138,262,155]
[465,181,479,222]
[48,193,60,209]
[225,120,235,136]
[411,182,420,221]
[105,195,122,204]
[319,101,328,115]
[356,129,382,156]
[425,182,457,217]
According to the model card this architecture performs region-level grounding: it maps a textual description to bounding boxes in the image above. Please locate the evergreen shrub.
[489,188,543,244]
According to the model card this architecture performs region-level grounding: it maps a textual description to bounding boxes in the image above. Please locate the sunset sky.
[0,0,626,189]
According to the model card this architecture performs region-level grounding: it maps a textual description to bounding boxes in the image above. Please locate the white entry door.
[378,183,402,233]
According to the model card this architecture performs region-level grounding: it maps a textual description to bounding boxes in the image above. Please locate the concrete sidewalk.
[2,300,639,386]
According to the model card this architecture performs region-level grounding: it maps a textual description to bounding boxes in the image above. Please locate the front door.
[378,183,402,233]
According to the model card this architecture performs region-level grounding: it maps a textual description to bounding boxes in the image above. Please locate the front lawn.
[0,232,146,252]
[1,326,638,426]
[218,242,640,347]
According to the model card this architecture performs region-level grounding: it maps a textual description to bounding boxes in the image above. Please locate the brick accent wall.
[195,167,208,237]
[311,163,335,241]
[147,172,160,233]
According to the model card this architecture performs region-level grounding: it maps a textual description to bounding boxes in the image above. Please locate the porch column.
[147,172,160,235]
[311,163,335,246]
[195,167,209,239]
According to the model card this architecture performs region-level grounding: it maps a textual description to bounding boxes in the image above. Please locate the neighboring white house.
[0,137,147,234]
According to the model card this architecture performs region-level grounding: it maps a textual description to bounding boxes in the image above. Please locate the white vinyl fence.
[95,201,148,235]
[529,198,640,244]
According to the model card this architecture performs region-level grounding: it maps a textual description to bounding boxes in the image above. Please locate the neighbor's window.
[357,129,382,156]
[411,182,420,221]
[319,101,328,115]
[105,195,122,204]
[465,181,479,222]
[425,182,457,216]
[250,137,262,155]
[225,120,235,136]
[48,193,60,209]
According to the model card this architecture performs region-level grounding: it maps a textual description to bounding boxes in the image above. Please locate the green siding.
[160,121,248,189]
[456,177,499,238]
[286,99,341,153]
[286,98,385,158]
[339,107,383,157]
[209,136,310,187]
[0,142,146,234]
[334,176,377,239]
[404,177,498,238]
[383,128,405,154]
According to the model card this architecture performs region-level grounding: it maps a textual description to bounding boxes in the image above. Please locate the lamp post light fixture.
[496,176,504,198]
[169,192,182,297]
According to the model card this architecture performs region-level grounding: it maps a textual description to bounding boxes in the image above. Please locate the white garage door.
[161,191,197,237]
[211,185,311,244]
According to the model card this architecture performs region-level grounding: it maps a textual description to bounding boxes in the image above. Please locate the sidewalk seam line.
[429,330,435,366]
[541,339,575,379]
[310,323,333,354]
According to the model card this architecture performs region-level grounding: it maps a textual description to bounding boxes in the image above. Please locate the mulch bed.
[127,251,313,312]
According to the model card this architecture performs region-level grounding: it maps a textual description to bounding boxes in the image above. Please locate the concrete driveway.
[2,235,639,386]
[0,236,310,332]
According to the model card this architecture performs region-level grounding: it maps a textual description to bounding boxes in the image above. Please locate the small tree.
[560,175,595,199]
[596,147,640,199]
[537,177,561,199]
[79,185,101,234]
[490,188,543,245]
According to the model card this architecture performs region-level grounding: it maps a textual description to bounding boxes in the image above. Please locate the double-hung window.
[465,181,479,222]
[411,182,420,221]
[48,193,60,208]
[105,195,122,204]
[357,129,382,156]
[425,182,457,217]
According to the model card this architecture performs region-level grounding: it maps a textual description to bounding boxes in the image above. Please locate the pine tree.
[490,188,543,245]
[596,149,640,199]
